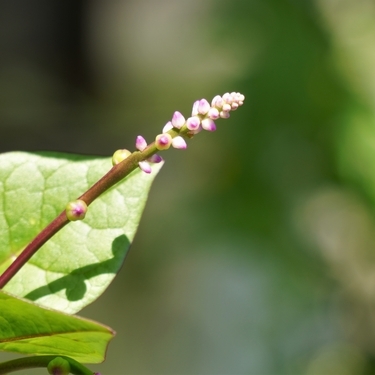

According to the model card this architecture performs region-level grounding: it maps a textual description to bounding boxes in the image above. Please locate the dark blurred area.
[2,0,375,374]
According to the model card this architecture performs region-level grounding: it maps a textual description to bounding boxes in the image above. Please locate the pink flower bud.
[186,116,200,131]
[148,154,163,163]
[208,107,220,120]
[136,135,148,151]
[198,99,210,115]
[211,95,223,108]
[66,200,88,221]
[220,111,230,119]
[155,133,172,150]
[171,111,186,129]
[162,121,173,133]
[201,118,216,131]
[138,161,152,173]
[188,126,202,136]
[191,100,199,116]
[222,103,231,112]
[222,92,232,104]
[172,136,187,149]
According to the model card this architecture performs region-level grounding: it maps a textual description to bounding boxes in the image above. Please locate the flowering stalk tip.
[125,92,244,174]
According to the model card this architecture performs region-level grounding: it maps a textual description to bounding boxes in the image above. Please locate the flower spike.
[131,92,244,174]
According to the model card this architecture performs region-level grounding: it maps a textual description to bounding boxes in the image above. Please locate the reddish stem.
[0,212,68,288]
[0,142,161,289]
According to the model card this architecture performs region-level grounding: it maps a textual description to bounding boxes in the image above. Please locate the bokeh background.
[2,0,375,374]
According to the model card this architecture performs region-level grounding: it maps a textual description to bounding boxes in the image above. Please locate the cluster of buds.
[112,92,245,173]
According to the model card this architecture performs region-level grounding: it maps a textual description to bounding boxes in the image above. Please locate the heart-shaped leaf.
[0,151,162,313]
[0,290,114,363]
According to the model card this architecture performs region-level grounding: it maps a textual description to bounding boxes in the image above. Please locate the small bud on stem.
[65,200,88,221]
[47,357,71,375]
[112,149,131,165]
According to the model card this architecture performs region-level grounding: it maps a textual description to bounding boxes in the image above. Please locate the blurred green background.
[2,0,375,374]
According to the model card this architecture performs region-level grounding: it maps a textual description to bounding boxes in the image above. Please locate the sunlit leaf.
[0,291,114,363]
[0,151,163,314]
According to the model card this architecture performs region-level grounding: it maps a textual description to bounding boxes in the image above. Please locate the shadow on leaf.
[24,234,130,302]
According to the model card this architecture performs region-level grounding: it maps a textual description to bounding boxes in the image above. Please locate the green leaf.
[0,151,162,313]
[0,290,114,363]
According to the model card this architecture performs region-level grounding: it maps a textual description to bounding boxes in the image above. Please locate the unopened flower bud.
[66,200,87,221]
[172,136,187,149]
[222,103,231,112]
[171,111,186,129]
[220,111,230,119]
[148,154,163,163]
[162,121,173,133]
[139,161,152,173]
[222,92,232,104]
[208,107,220,120]
[201,118,217,132]
[155,133,172,150]
[136,136,148,151]
[198,99,210,115]
[191,100,199,116]
[112,149,131,166]
[186,116,200,131]
[47,357,71,375]
[211,95,223,108]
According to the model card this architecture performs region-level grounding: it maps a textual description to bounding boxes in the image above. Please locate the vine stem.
[0,138,166,289]
[0,90,243,289]
[0,355,95,375]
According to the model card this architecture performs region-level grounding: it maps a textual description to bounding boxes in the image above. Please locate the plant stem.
[0,355,94,375]
[0,141,162,289]
[0,212,68,288]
